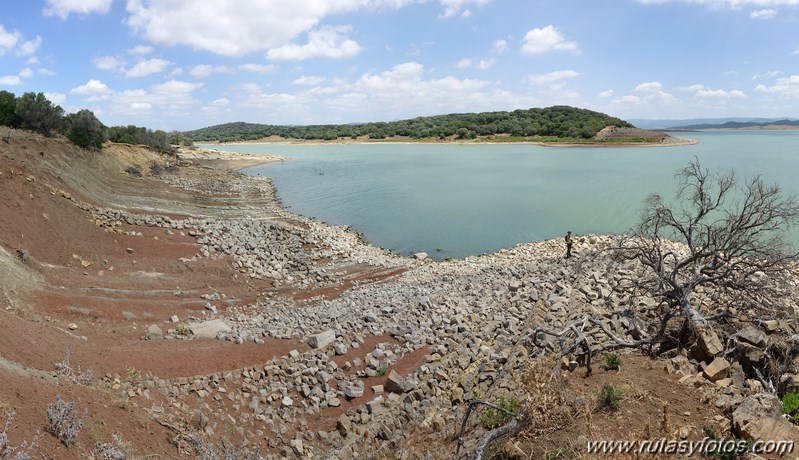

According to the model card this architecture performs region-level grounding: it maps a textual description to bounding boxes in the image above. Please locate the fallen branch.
[473,417,522,460]
[455,400,516,459]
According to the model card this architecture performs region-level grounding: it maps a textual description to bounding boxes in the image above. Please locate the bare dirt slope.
[0,128,401,458]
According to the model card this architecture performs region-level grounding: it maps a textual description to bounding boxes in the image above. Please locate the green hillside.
[183,106,634,142]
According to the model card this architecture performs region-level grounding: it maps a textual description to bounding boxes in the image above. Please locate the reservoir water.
[202,131,799,259]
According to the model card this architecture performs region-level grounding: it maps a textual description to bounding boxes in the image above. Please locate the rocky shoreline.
[84,149,799,458]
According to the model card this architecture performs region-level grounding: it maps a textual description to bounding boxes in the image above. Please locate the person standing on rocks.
[564,230,573,259]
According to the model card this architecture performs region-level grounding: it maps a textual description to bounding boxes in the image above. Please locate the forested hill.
[672,119,799,130]
[183,106,634,142]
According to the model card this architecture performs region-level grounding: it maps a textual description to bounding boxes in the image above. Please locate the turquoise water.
[201,131,799,259]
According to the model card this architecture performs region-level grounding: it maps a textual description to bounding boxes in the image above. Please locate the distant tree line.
[0,90,185,152]
[183,106,634,143]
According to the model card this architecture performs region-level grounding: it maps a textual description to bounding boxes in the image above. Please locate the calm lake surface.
[201,131,799,259]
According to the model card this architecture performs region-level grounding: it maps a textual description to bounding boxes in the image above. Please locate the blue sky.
[1,0,798,131]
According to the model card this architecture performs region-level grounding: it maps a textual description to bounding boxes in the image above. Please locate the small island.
[183,105,696,147]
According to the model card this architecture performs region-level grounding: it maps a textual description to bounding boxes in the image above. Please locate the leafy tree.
[15,92,64,136]
[64,109,106,149]
[620,159,799,339]
[0,90,18,127]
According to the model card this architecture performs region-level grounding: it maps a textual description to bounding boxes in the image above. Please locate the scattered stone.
[145,324,163,340]
[703,357,730,382]
[187,319,231,339]
[385,370,415,394]
[308,330,336,349]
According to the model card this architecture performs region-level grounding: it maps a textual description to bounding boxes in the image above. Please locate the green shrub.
[15,92,63,137]
[64,109,106,149]
[782,391,799,423]
[596,384,623,411]
[479,395,517,429]
[604,353,621,371]
[0,90,18,127]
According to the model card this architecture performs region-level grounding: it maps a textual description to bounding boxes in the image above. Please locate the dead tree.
[618,158,799,349]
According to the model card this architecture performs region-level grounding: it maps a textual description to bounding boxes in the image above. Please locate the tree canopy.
[182,106,634,143]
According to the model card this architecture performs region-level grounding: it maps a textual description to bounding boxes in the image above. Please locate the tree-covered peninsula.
[183,106,636,143]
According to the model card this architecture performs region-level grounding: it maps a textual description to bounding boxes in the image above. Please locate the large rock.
[732,393,799,442]
[340,380,364,399]
[308,330,336,349]
[145,324,163,340]
[384,370,416,394]
[697,328,724,358]
[188,319,231,339]
[737,328,767,348]
[703,357,730,382]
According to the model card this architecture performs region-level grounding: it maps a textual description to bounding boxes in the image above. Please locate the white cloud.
[526,70,580,86]
[38,68,57,76]
[755,75,799,97]
[18,68,34,78]
[492,39,509,54]
[44,92,67,106]
[239,63,278,74]
[612,81,678,108]
[212,98,230,106]
[18,36,42,56]
[598,89,614,98]
[125,58,172,78]
[189,64,234,78]
[750,8,777,18]
[636,0,799,7]
[0,25,41,56]
[123,0,490,58]
[94,55,126,72]
[458,58,495,70]
[0,75,22,85]
[752,70,782,80]
[439,0,492,18]
[521,25,580,55]
[267,25,362,61]
[44,0,113,19]
[226,61,535,124]
[71,79,113,100]
[128,45,154,55]
[679,83,747,98]
[293,75,326,85]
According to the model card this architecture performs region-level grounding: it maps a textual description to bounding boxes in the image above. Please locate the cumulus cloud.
[526,70,580,86]
[0,75,22,85]
[492,39,509,54]
[439,0,492,18]
[125,58,172,78]
[128,45,154,55]
[636,0,799,7]
[93,55,126,72]
[612,81,678,108]
[44,92,67,106]
[521,25,580,55]
[457,58,495,70]
[679,83,747,98]
[189,64,234,78]
[226,61,535,124]
[293,75,326,85]
[123,0,492,58]
[598,89,614,98]
[44,0,112,19]
[0,25,41,56]
[239,63,278,74]
[266,25,362,61]
[755,75,799,97]
[750,8,777,18]
[71,79,113,100]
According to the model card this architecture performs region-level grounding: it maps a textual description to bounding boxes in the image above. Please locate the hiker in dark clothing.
[565,230,573,259]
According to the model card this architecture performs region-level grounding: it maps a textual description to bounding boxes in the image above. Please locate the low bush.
[595,384,623,411]
[47,395,87,446]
